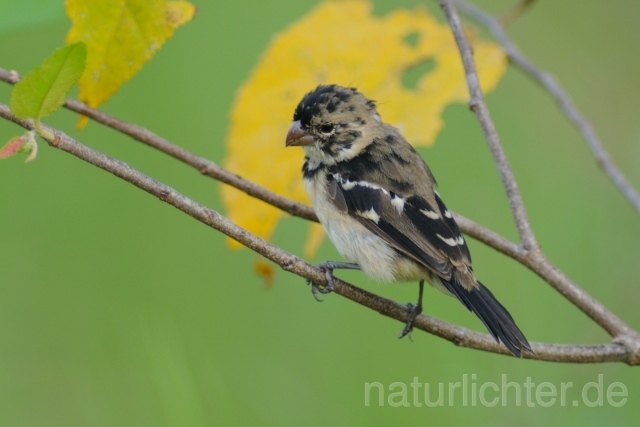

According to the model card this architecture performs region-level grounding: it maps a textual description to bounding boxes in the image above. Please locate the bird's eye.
[319,124,335,136]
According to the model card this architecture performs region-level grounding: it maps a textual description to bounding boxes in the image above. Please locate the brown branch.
[1,68,318,223]
[440,0,538,253]
[2,63,638,360]
[1,103,636,364]
[0,67,517,250]
[440,0,640,357]
[454,0,640,216]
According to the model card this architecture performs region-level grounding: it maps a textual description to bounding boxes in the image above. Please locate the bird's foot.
[398,302,423,341]
[308,261,360,302]
[398,280,425,341]
[308,266,334,302]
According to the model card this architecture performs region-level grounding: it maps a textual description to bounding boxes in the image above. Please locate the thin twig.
[0,67,518,250]
[440,0,538,253]
[454,0,640,216]
[0,103,636,364]
[440,0,640,352]
[0,67,317,222]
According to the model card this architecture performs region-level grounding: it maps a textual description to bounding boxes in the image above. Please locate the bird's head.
[286,85,381,164]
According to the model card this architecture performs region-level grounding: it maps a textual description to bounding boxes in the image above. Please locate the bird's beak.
[286,120,314,147]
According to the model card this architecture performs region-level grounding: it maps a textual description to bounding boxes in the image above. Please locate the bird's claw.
[308,264,336,302]
[398,302,423,341]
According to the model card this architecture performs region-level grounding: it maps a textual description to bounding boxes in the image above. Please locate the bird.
[285,84,532,357]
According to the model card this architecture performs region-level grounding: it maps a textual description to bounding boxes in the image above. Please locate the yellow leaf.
[222,0,506,256]
[65,0,196,127]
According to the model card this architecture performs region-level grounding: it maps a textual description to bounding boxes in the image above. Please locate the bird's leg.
[309,261,360,302]
[398,280,425,340]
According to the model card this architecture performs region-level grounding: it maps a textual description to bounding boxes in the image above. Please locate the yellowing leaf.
[65,0,195,127]
[222,0,506,256]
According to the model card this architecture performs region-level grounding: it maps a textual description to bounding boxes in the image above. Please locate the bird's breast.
[304,173,420,283]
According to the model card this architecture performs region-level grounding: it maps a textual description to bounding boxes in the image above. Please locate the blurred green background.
[1,1,639,425]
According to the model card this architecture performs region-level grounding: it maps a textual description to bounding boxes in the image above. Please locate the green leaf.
[10,42,87,120]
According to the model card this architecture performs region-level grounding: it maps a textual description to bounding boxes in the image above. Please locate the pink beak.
[286,120,314,147]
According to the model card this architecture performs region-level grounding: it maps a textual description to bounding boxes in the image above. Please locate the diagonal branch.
[0,68,317,222]
[0,67,517,253]
[2,64,636,353]
[440,0,538,252]
[454,0,640,216]
[0,102,636,364]
[440,0,640,349]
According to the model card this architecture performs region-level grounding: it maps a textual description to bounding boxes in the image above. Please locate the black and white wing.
[327,172,470,284]
[326,171,531,357]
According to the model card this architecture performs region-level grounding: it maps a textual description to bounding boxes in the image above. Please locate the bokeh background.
[1,0,639,425]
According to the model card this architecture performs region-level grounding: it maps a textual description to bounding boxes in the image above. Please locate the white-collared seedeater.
[286,84,531,357]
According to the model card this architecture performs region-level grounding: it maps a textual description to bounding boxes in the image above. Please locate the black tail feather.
[441,277,532,358]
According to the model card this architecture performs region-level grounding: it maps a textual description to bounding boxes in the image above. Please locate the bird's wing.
[327,173,474,287]
[328,173,533,355]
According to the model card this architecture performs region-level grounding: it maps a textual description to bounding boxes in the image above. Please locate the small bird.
[286,84,531,357]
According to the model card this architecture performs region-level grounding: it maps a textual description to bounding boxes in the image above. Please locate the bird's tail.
[441,276,532,358]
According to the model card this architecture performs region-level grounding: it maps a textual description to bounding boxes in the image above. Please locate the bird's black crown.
[293,84,377,127]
